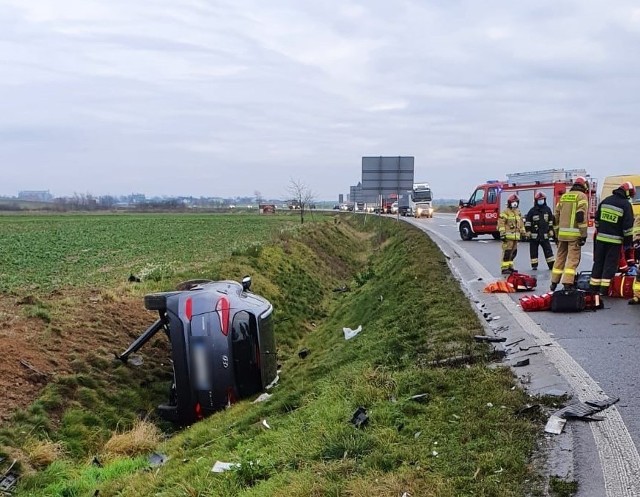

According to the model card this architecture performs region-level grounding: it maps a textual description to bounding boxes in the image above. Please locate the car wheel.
[459,222,473,241]
[492,232,502,240]
[144,291,182,311]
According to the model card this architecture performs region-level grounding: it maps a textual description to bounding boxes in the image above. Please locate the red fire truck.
[456,169,598,241]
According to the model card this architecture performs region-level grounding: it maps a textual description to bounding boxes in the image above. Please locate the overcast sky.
[2,0,640,200]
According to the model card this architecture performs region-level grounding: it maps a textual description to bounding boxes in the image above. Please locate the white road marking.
[408,219,640,497]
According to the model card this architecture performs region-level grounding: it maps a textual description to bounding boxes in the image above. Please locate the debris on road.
[545,397,619,434]
[513,358,530,367]
[544,415,567,434]
[474,335,507,343]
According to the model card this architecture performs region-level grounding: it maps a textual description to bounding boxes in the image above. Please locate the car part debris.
[149,453,168,467]
[343,325,363,340]
[298,348,310,359]
[265,375,280,390]
[261,419,271,430]
[211,461,239,473]
[332,285,351,293]
[128,274,141,283]
[518,343,552,351]
[252,393,272,404]
[516,404,542,417]
[585,397,619,409]
[474,335,507,343]
[513,358,530,367]
[506,338,525,347]
[545,415,567,434]
[409,393,429,403]
[546,397,619,434]
[0,472,18,492]
[350,407,369,428]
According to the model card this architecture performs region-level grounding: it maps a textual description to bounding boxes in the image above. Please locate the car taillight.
[185,297,193,320]
[216,297,230,336]
[195,402,203,420]
[226,387,237,406]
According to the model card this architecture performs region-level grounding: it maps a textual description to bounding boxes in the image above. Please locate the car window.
[487,187,497,204]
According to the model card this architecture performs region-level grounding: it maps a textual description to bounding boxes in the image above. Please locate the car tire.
[459,222,473,241]
[492,232,502,240]
[144,291,182,311]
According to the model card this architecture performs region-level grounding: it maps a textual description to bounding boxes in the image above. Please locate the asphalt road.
[407,212,640,496]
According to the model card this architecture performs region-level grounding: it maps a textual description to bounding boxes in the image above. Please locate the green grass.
[7,214,542,496]
[0,212,303,293]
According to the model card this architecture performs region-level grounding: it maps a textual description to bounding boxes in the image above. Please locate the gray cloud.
[2,0,640,200]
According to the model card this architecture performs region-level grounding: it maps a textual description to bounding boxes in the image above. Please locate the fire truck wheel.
[492,232,501,240]
[459,222,473,241]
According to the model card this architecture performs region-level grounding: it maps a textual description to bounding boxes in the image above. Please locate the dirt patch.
[0,288,158,424]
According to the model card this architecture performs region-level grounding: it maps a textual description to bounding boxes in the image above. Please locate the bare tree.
[287,178,315,224]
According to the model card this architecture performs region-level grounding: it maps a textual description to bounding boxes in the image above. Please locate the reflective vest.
[594,191,634,245]
[498,208,525,240]
[553,191,588,241]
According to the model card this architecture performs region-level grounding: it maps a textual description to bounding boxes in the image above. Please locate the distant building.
[18,190,53,202]
[338,194,344,204]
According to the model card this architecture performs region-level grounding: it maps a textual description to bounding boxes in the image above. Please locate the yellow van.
[601,175,640,216]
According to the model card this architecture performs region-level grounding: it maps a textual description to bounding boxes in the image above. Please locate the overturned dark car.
[117,277,277,425]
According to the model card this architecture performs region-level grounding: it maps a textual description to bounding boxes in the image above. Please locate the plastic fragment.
[211,461,240,473]
[252,393,272,404]
[343,325,363,340]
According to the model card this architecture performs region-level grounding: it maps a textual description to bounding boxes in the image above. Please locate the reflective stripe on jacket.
[554,191,588,241]
[498,208,525,240]
[594,190,634,245]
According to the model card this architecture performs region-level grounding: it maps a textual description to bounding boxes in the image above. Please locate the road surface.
[406,212,640,497]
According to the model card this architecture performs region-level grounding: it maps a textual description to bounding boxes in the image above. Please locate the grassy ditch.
[8,215,541,496]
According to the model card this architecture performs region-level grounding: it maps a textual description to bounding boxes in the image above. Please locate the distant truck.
[412,182,434,218]
[398,191,414,216]
[456,168,598,241]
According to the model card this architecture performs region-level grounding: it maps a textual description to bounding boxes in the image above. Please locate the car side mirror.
[242,275,252,292]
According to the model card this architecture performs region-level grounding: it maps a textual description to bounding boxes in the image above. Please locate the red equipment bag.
[506,271,537,291]
[584,291,604,310]
[519,293,553,312]
[608,274,634,298]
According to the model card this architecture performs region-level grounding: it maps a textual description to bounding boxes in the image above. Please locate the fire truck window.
[487,188,497,204]
[470,189,484,205]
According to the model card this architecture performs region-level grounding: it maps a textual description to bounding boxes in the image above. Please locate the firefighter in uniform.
[588,182,635,295]
[550,177,589,291]
[525,192,556,270]
[629,214,640,304]
[498,194,526,274]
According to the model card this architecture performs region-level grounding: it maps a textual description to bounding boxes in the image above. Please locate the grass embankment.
[9,215,540,496]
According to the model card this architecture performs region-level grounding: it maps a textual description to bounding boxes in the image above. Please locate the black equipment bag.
[551,289,586,312]
[576,271,591,291]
